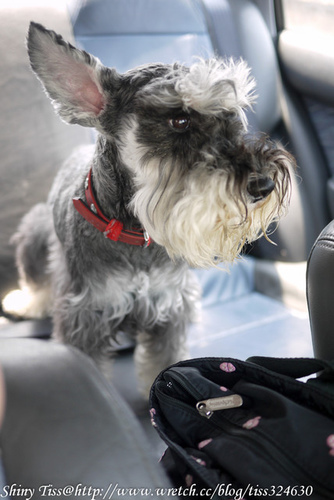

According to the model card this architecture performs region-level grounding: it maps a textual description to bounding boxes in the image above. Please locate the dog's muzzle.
[247,176,275,203]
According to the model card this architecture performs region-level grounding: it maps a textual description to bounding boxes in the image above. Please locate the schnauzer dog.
[6,22,294,394]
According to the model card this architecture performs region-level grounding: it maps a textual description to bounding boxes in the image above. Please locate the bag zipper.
[196,395,243,418]
[164,368,334,499]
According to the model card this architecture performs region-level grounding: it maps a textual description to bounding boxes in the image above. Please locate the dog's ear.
[27,22,113,127]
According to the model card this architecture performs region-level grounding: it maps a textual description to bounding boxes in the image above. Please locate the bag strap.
[247,356,334,380]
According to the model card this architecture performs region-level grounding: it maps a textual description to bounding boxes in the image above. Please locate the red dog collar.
[73,169,151,248]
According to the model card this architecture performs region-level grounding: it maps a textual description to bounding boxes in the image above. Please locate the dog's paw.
[134,339,190,399]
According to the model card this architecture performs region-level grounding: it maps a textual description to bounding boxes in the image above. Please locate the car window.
[282,0,334,36]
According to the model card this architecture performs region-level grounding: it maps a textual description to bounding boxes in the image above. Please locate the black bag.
[149,357,334,499]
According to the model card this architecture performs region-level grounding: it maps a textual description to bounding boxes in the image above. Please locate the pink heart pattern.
[198,438,213,449]
[242,416,262,429]
[220,362,236,373]
[149,407,157,427]
[220,385,228,392]
[326,434,334,456]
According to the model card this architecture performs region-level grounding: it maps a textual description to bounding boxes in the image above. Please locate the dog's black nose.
[247,177,275,202]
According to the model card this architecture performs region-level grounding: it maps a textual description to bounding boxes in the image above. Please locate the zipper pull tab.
[196,395,243,419]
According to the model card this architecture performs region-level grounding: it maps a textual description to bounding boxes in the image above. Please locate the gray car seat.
[307,220,334,360]
[0,339,170,498]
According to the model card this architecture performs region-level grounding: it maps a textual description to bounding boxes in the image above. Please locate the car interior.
[1,0,334,494]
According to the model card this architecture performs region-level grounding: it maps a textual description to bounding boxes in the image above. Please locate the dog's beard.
[128,155,289,268]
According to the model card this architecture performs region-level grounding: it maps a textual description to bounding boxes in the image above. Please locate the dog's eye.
[168,116,190,132]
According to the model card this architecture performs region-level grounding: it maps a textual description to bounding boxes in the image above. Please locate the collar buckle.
[103,219,124,241]
[143,230,151,248]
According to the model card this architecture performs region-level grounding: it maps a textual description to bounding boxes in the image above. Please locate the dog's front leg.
[134,320,189,398]
[51,286,124,359]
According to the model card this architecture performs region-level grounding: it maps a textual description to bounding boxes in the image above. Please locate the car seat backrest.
[70,0,213,72]
[201,0,281,135]
[307,220,334,359]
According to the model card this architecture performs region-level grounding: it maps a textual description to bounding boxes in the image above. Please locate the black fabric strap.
[247,356,334,379]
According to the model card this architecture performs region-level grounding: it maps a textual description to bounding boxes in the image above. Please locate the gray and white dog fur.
[8,22,294,394]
